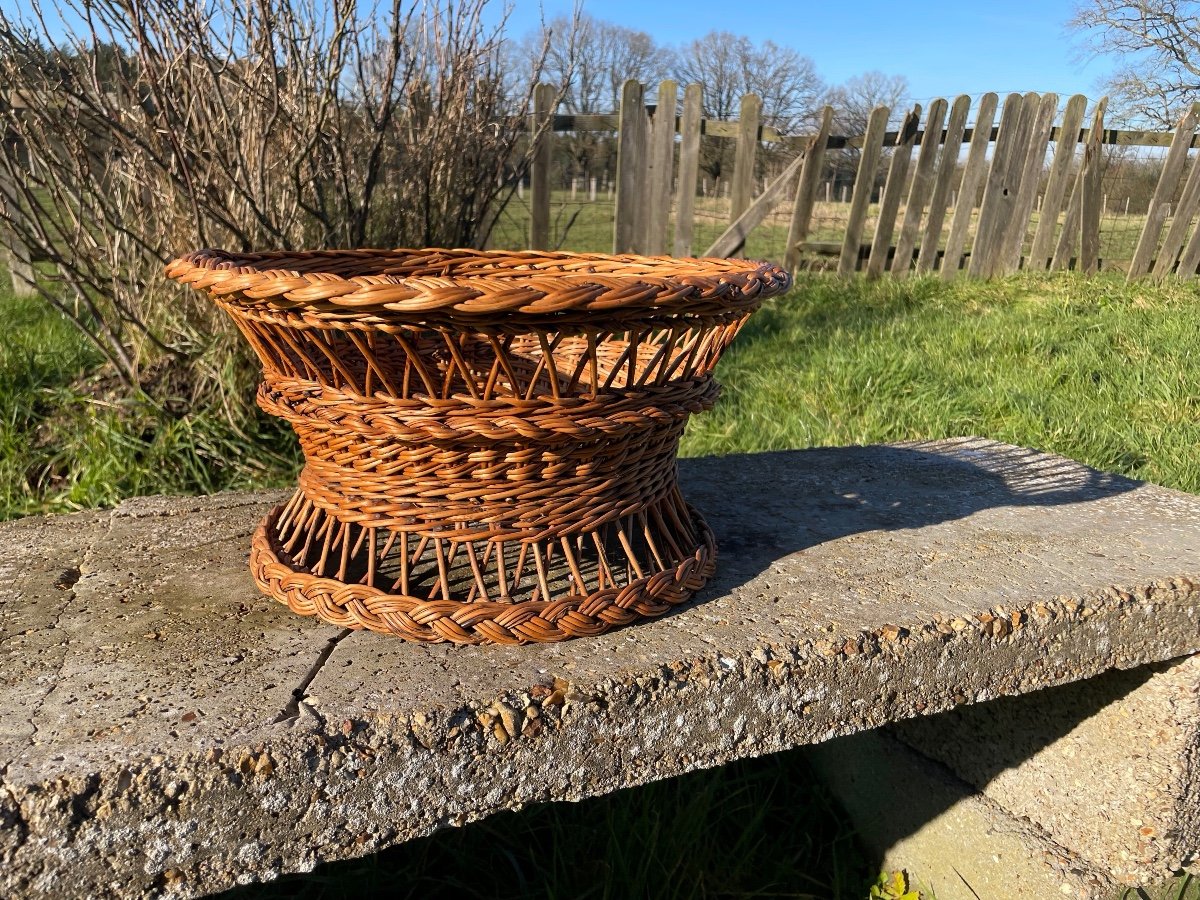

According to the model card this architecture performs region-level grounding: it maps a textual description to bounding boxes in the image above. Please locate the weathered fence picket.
[941,92,999,277]
[672,84,704,257]
[528,83,555,251]
[970,93,1031,278]
[1174,165,1200,276]
[645,79,677,255]
[0,180,34,297]
[783,106,832,274]
[1130,103,1200,278]
[892,97,947,277]
[839,105,890,276]
[866,105,920,278]
[915,94,970,275]
[1052,99,1106,271]
[614,79,648,254]
[728,93,762,258]
[1151,147,1200,277]
[1002,92,1059,273]
[1028,94,1088,270]
[1080,113,1105,276]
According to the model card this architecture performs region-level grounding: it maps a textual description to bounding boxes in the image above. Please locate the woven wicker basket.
[166,249,790,644]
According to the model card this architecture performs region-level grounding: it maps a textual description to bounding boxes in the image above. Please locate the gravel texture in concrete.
[1,438,1199,898]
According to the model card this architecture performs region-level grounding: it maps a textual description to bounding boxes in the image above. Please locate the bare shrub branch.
[0,0,543,402]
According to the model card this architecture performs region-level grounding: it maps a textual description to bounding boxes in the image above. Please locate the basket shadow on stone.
[681,439,1143,604]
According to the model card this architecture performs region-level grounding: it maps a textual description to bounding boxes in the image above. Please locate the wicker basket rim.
[165,248,791,320]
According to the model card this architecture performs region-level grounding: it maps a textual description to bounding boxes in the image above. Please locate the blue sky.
[495,0,1114,104]
[2,0,1117,104]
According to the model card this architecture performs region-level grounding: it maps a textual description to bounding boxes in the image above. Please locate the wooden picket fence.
[9,84,1200,295]
[524,80,1200,281]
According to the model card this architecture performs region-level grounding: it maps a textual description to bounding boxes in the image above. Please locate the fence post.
[704,145,808,258]
[838,105,890,276]
[1144,107,1200,277]
[867,104,921,278]
[614,79,648,254]
[1028,94,1088,270]
[1,226,34,298]
[1174,171,1200,275]
[673,83,704,257]
[941,93,998,278]
[915,94,971,274]
[1152,148,1200,277]
[784,105,832,274]
[892,97,948,276]
[1080,111,1106,275]
[728,93,761,256]
[529,83,555,250]
[0,158,35,298]
[645,79,678,255]
[1129,102,1200,278]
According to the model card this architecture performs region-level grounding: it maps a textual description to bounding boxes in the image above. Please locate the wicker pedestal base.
[166,249,788,644]
[251,490,716,644]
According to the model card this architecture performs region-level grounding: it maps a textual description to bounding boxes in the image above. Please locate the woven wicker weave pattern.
[166,249,789,644]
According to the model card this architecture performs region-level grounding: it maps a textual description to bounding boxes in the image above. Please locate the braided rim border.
[165,248,791,322]
[249,502,718,645]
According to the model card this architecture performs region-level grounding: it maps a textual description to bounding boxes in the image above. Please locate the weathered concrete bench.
[1,438,1198,899]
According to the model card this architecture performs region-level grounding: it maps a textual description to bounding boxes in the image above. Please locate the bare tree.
[1071,0,1200,126]
[0,0,544,403]
[674,31,824,183]
[535,14,672,114]
[674,31,823,132]
[821,72,910,203]
[515,13,671,187]
[824,71,911,136]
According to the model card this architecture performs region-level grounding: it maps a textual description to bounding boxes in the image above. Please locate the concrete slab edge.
[2,573,1199,897]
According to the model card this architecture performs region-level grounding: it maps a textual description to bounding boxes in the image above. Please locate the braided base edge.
[248,505,718,645]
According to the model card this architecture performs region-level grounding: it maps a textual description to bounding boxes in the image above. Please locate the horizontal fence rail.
[8,86,1200,293]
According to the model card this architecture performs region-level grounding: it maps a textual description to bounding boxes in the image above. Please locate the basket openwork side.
[166,249,790,644]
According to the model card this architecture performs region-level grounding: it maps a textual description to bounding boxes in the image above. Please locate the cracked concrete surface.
[1,439,1199,898]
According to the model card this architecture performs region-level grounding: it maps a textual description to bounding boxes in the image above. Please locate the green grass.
[682,271,1200,494]
[6,270,1200,898]
[0,288,300,520]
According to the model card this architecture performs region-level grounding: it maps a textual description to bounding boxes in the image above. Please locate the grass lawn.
[4,269,1200,899]
[487,190,1166,275]
[683,271,1200,494]
[0,290,300,520]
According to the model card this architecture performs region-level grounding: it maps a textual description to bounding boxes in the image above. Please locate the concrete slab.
[806,729,1115,900]
[1,438,1199,898]
[894,653,1200,885]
